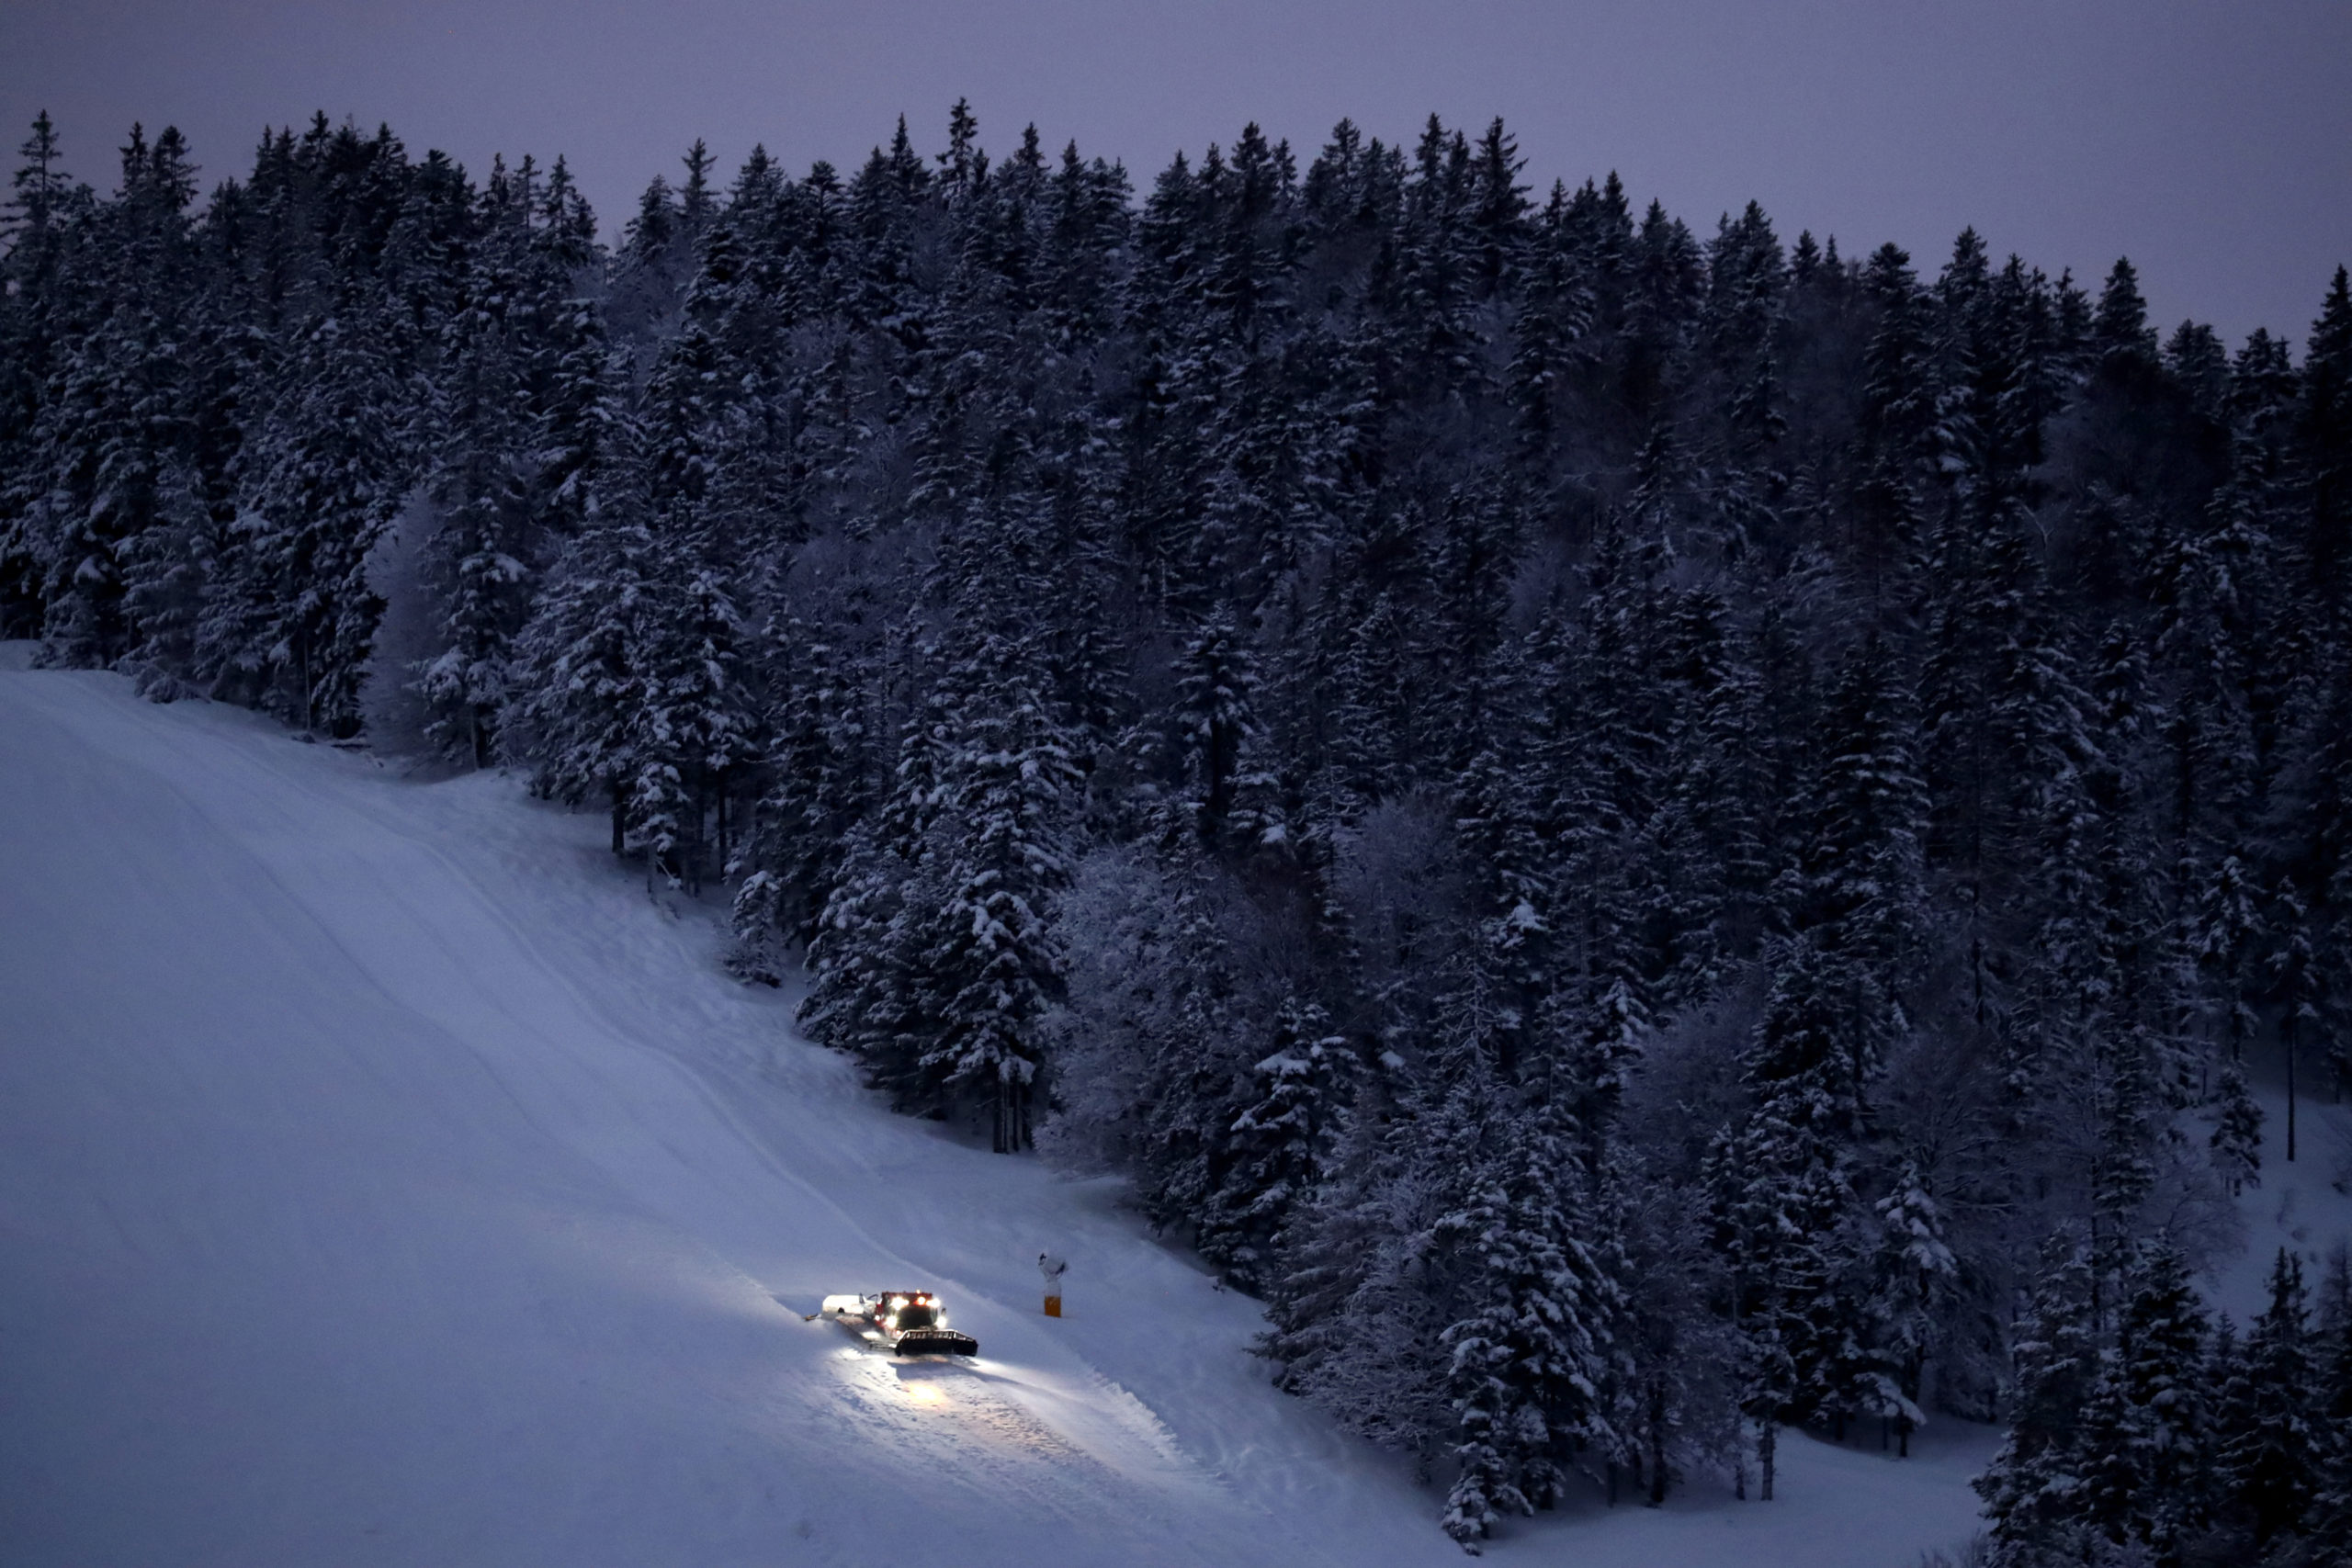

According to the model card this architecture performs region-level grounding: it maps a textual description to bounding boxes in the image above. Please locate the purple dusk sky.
[3,0,2346,348]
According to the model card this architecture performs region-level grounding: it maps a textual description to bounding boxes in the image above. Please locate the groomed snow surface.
[6,648,2144,1568]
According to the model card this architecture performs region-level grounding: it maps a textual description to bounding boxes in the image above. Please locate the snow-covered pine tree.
[413,158,542,764]
[1977,1240,2104,1567]
[800,652,959,1111]
[1607,1146,1741,1507]
[1261,1055,1460,1468]
[2301,265,2352,611]
[2304,1249,2352,1568]
[1643,584,1767,1010]
[1701,200,1788,457]
[2075,1239,2214,1561]
[1709,951,1863,1492]
[628,556,752,892]
[2195,853,2266,1194]
[922,655,1081,1151]
[2211,1249,2319,1551]
[1505,177,1596,462]
[206,294,412,730]
[1196,994,1350,1292]
[1172,606,1271,852]
[730,615,873,972]
[29,124,208,673]
[1866,1160,1956,1455]
[1437,1092,1622,1550]
[0,111,89,637]
[2209,1059,2266,1196]
[508,441,657,854]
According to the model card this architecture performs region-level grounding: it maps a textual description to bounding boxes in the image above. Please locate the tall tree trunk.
[1647,1382,1669,1505]
[715,772,729,873]
[2286,1011,2298,1162]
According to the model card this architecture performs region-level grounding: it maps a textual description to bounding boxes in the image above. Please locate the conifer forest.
[5,104,2352,1561]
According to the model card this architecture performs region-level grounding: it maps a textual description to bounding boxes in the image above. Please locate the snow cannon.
[816,1292,979,1357]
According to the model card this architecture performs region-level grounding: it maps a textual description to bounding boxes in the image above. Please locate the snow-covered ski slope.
[0,653,2003,1567]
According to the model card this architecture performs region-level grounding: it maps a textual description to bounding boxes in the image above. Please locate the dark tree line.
[6,105,2351,1556]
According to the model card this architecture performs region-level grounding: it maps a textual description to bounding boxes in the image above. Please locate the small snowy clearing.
[2207,1078,2352,1325]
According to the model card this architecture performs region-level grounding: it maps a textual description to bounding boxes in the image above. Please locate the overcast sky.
[4,0,2346,348]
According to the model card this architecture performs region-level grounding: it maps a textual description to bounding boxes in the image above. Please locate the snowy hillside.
[3,654,2018,1565]
[2208,1079,2352,1327]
